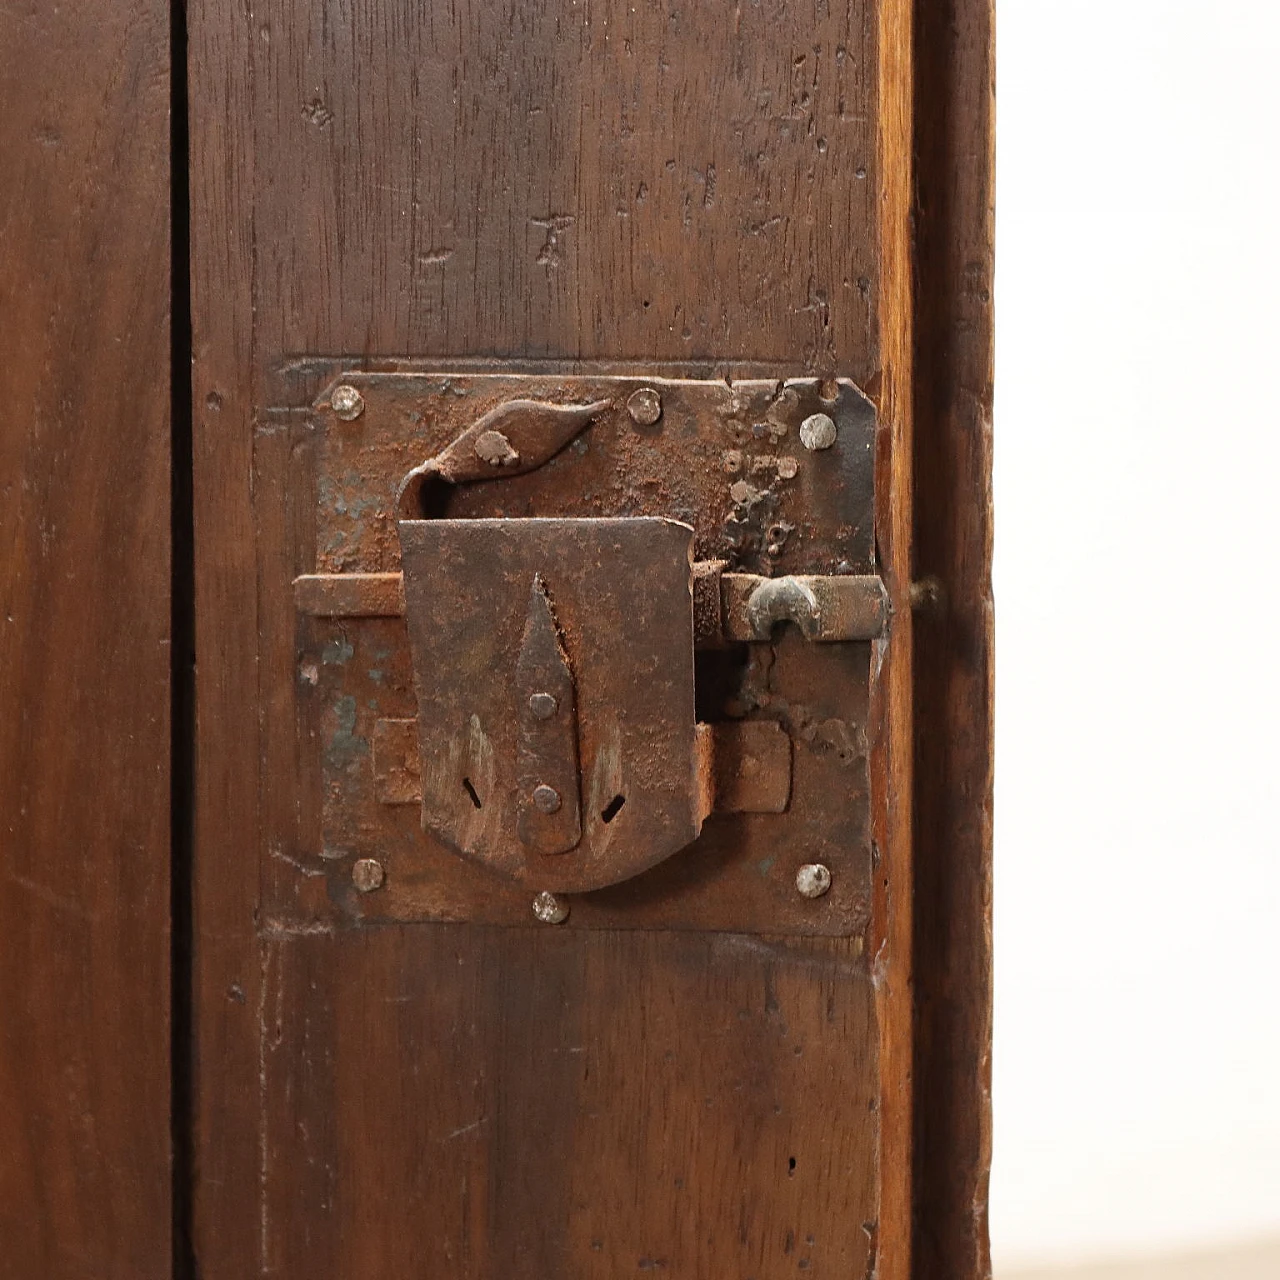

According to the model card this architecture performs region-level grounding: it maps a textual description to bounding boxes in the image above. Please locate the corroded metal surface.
[370,719,793,820]
[707,720,792,814]
[294,571,404,617]
[513,577,582,858]
[724,572,888,642]
[293,567,888,641]
[397,396,611,506]
[267,369,879,934]
[398,516,701,892]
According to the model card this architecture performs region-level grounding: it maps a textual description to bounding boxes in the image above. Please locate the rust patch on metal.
[296,566,887,643]
[398,396,611,515]
[722,573,888,642]
[372,718,420,805]
[269,370,879,934]
[709,720,792,814]
[294,571,404,618]
[398,515,702,893]
[376,717,793,820]
[514,576,583,857]
[692,559,727,646]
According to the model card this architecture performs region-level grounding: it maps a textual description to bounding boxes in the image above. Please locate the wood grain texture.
[872,0,916,1275]
[0,3,171,1276]
[187,0,261,1272]
[911,0,996,1276]
[190,1,923,1276]
[252,0,880,370]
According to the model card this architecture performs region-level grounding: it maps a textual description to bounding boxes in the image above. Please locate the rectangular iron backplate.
[259,368,884,936]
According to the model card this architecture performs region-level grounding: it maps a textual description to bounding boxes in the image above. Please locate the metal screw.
[795,863,832,899]
[799,412,838,451]
[528,691,558,719]
[627,387,663,427]
[352,857,385,893]
[331,384,365,421]
[532,784,562,814]
[532,890,569,925]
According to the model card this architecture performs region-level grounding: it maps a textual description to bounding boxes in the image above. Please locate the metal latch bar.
[294,569,887,642]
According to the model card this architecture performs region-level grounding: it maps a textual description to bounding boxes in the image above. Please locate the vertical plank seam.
[170,0,196,1275]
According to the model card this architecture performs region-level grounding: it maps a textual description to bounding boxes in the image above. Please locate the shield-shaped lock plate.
[397,516,707,892]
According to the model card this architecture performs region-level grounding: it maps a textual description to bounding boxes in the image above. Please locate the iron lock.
[289,370,885,931]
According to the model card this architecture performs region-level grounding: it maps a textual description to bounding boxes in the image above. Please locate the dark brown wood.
[911,0,996,1277]
[188,1,944,1276]
[0,4,172,1276]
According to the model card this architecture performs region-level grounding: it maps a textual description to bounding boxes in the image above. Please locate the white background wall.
[993,0,1280,1268]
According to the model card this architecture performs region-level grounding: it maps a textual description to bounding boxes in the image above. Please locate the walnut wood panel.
[253,0,881,371]
[0,4,171,1276]
[190,2,923,1278]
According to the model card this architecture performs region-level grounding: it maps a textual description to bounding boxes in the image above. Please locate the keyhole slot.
[462,777,482,809]
[601,794,625,824]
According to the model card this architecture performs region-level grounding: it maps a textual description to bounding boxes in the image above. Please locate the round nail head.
[331,384,365,421]
[627,387,663,427]
[529,692,558,719]
[795,863,832,899]
[474,429,520,467]
[799,412,838,451]
[533,784,562,814]
[352,857,385,893]
[532,891,569,925]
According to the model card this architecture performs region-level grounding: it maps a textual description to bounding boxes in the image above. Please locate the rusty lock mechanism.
[288,370,885,931]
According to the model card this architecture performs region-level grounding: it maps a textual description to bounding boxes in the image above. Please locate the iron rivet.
[529,691,558,719]
[352,857,385,893]
[799,413,837,451]
[474,429,520,467]
[795,863,832,899]
[532,891,569,925]
[331,384,365,421]
[533,784,562,814]
[627,387,663,427]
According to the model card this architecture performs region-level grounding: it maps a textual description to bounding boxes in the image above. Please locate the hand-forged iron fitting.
[746,576,823,640]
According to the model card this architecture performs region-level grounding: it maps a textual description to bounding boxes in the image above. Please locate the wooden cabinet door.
[186,3,992,1278]
[0,4,172,1276]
